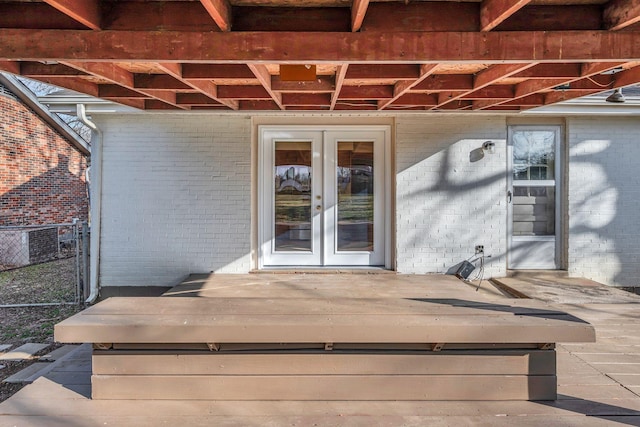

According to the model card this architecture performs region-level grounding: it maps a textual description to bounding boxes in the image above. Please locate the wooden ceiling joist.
[351,0,370,32]
[378,64,438,110]
[247,64,284,110]
[603,0,640,31]
[43,0,101,30]
[200,0,232,32]
[330,64,348,111]
[480,0,532,31]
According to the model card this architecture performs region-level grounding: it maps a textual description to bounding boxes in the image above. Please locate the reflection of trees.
[513,131,555,180]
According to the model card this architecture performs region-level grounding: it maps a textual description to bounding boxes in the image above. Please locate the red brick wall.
[0,89,88,226]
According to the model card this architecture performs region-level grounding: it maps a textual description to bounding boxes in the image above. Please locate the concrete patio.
[2,273,640,426]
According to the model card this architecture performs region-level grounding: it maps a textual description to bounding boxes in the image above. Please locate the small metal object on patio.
[455,261,475,280]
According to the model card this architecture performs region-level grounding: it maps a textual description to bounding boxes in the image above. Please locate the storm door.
[259,127,387,267]
[507,126,562,269]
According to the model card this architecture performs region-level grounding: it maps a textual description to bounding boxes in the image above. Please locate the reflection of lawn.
[339,194,373,222]
[275,194,310,223]
[275,194,373,223]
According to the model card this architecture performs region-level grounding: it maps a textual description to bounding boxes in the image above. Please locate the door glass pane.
[337,141,373,251]
[274,141,312,252]
[512,130,555,181]
[513,186,555,236]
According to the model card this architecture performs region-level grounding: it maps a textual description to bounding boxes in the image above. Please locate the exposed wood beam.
[272,76,335,93]
[217,85,272,99]
[247,64,283,110]
[282,93,331,106]
[339,85,394,99]
[612,65,640,88]
[42,0,101,30]
[604,0,640,31]
[62,62,187,110]
[181,64,255,80]
[379,64,438,110]
[0,60,20,75]
[3,30,640,63]
[20,62,88,77]
[31,76,100,98]
[436,63,535,109]
[199,0,232,32]
[390,93,439,106]
[480,0,532,31]
[352,0,370,32]
[543,90,602,105]
[363,3,478,32]
[412,75,474,92]
[330,65,348,111]
[581,62,627,76]
[156,63,238,110]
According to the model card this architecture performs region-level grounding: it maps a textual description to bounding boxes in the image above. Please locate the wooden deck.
[51,273,595,402]
[4,273,640,425]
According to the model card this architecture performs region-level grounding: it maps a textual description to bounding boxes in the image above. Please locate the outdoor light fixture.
[606,88,625,103]
[482,141,496,154]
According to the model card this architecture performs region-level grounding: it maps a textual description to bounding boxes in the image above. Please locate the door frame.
[257,125,392,269]
[506,124,564,270]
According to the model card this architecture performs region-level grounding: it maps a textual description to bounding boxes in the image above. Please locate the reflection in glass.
[512,186,555,236]
[337,141,374,251]
[274,141,312,252]
[513,131,555,181]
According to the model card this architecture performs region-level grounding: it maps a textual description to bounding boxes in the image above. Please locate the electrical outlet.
[475,245,484,254]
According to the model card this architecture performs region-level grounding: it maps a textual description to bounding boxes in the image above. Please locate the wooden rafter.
[474,62,628,109]
[156,63,238,110]
[247,64,284,110]
[378,64,438,110]
[351,0,370,32]
[199,0,232,32]
[0,60,20,75]
[480,0,532,31]
[62,62,186,109]
[604,0,640,31]
[331,64,349,110]
[2,30,640,63]
[42,0,101,30]
[435,63,535,109]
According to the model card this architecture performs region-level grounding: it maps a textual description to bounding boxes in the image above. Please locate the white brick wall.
[567,117,640,287]
[395,115,508,276]
[96,114,252,287]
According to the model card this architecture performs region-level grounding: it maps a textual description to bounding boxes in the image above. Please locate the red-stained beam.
[362,3,478,32]
[339,85,394,99]
[42,0,101,30]
[98,85,146,99]
[379,64,438,110]
[3,30,640,63]
[32,76,100,97]
[181,64,255,80]
[200,0,232,32]
[390,93,439,106]
[512,63,582,79]
[480,0,532,31]
[604,0,640,31]
[247,64,283,110]
[412,74,474,92]
[282,93,331,106]
[63,62,186,109]
[0,61,20,75]
[543,90,602,105]
[436,63,535,109]
[239,100,280,111]
[612,65,640,88]
[459,85,514,100]
[497,5,602,31]
[346,64,420,80]
[20,61,88,77]
[272,76,334,93]
[330,65,348,111]
[352,0,370,32]
[176,93,223,106]
[133,74,192,91]
[156,62,238,110]
[234,7,349,32]
[217,85,271,99]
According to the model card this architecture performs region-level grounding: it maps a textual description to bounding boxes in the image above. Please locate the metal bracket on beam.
[432,343,445,352]
[93,343,113,350]
[324,342,334,351]
[538,343,555,350]
[207,343,220,352]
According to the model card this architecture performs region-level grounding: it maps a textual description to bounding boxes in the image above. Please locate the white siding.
[97,114,252,287]
[567,117,640,287]
[395,115,508,277]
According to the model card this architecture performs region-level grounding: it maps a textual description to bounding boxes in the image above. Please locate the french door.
[259,126,388,267]
[507,125,562,269]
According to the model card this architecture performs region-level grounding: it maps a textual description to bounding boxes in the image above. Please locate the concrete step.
[0,343,48,361]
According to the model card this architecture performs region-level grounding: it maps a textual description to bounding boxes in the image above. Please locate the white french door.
[507,125,562,269]
[259,126,388,267]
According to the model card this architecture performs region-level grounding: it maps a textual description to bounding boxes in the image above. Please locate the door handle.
[507,190,512,203]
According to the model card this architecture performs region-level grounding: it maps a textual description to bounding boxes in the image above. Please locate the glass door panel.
[274,141,312,252]
[337,141,374,251]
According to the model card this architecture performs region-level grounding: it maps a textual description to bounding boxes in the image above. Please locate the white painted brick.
[566,117,640,287]
[96,114,252,287]
[395,115,508,277]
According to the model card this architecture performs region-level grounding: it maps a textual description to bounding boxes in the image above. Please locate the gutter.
[77,104,102,304]
[0,72,90,156]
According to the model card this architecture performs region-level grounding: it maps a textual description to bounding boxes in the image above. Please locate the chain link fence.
[0,221,89,306]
